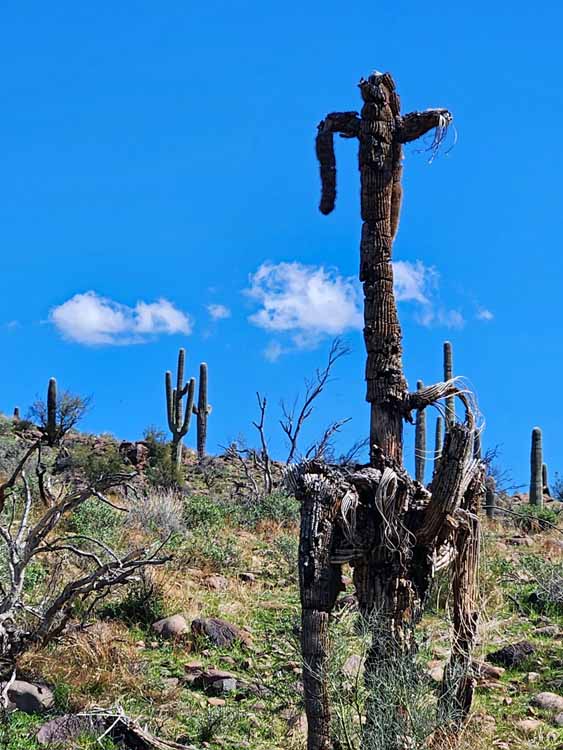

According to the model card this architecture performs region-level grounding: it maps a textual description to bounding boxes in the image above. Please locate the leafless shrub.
[128,488,185,538]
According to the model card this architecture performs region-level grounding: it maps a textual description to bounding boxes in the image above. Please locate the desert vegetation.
[0,70,561,750]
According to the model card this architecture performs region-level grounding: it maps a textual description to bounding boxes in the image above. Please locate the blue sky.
[1,2,561,487]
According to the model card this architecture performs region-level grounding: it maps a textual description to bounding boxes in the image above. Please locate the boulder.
[554,712,563,727]
[204,575,229,591]
[531,691,563,713]
[37,715,106,746]
[487,640,535,668]
[191,617,252,648]
[516,718,542,735]
[119,441,150,468]
[152,614,189,639]
[2,680,54,713]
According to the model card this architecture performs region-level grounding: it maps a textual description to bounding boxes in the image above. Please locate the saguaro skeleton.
[290,72,484,750]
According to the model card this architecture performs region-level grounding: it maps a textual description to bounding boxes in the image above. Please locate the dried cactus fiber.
[165,348,196,468]
[192,362,212,460]
[415,380,426,484]
[529,427,543,507]
[443,341,455,431]
[434,415,443,472]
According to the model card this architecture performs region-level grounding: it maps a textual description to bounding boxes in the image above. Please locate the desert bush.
[180,530,240,573]
[143,426,183,488]
[68,442,126,483]
[67,496,124,546]
[519,555,563,614]
[100,570,168,627]
[184,493,229,530]
[236,490,299,528]
[512,504,559,534]
[128,488,185,538]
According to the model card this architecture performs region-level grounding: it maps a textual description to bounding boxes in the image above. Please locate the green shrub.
[143,427,183,489]
[67,497,123,546]
[513,504,559,534]
[181,530,240,573]
[184,494,229,530]
[100,572,168,627]
[236,491,299,528]
[69,442,126,483]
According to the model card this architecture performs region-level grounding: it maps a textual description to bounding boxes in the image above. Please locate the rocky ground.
[0,419,562,749]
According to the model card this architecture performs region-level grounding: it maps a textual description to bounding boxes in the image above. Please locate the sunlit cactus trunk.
[415,380,426,483]
[193,362,212,460]
[444,341,455,431]
[529,427,543,507]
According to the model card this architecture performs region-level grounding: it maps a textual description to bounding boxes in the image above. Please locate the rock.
[487,641,535,668]
[163,677,180,690]
[531,691,563,713]
[342,655,364,679]
[207,697,225,707]
[210,678,237,694]
[534,625,560,637]
[119,440,150,468]
[204,575,229,591]
[152,614,189,639]
[334,594,358,612]
[554,712,563,727]
[508,536,534,547]
[516,718,542,735]
[191,617,252,648]
[37,715,106,746]
[1,681,54,713]
[184,665,237,692]
[472,660,505,680]
[526,672,541,684]
[427,661,444,683]
[238,572,256,583]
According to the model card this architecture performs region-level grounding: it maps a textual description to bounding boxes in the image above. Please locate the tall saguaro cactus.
[529,427,543,507]
[292,72,484,750]
[414,380,426,483]
[434,415,444,471]
[192,362,212,460]
[165,348,196,469]
[444,341,455,431]
[46,377,58,446]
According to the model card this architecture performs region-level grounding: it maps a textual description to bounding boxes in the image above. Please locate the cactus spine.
[192,362,211,460]
[542,462,550,497]
[165,349,196,468]
[443,341,455,431]
[433,416,443,472]
[529,427,543,507]
[46,377,58,445]
[414,380,426,483]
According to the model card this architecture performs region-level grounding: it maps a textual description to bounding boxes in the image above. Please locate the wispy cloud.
[207,303,231,320]
[50,291,192,346]
[476,307,494,321]
[263,341,285,362]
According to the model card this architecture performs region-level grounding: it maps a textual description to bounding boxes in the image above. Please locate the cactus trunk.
[485,477,496,519]
[47,378,57,446]
[415,380,426,483]
[542,462,550,498]
[165,348,196,470]
[529,427,543,507]
[443,341,455,431]
[433,416,443,473]
[193,362,211,460]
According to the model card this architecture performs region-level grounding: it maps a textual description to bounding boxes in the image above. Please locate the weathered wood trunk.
[292,71,482,750]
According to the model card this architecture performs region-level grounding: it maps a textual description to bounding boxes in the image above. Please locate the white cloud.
[416,306,465,329]
[263,341,285,362]
[393,260,437,304]
[246,262,362,343]
[50,291,192,346]
[207,303,231,320]
[476,307,494,321]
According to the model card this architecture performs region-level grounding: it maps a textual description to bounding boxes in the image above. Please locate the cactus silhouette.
[415,380,426,483]
[433,416,443,472]
[165,348,196,469]
[529,427,543,507]
[46,377,58,446]
[192,362,212,459]
[485,476,496,519]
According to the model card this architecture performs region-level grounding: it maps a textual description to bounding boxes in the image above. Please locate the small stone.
[554,712,563,727]
[207,697,226,707]
[472,660,505,680]
[135,640,145,649]
[163,677,180,690]
[37,715,106,746]
[429,665,444,683]
[516,718,542,735]
[191,617,252,648]
[204,575,229,591]
[238,572,256,583]
[526,672,541,684]
[531,691,563,713]
[508,536,534,547]
[487,641,535,668]
[152,614,189,639]
[534,625,560,637]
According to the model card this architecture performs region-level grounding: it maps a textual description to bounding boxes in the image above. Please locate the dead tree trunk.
[290,71,482,750]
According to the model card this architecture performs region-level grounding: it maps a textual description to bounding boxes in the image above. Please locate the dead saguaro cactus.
[529,427,543,507]
[165,348,196,469]
[192,362,212,460]
[444,341,455,431]
[434,415,443,471]
[290,71,483,750]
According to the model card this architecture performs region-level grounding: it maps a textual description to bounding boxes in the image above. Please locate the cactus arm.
[443,341,455,431]
[399,109,452,143]
[165,371,176,434]
[180,378,196,435]
[414,380,426,484]
[316,112,360,216]
[434,416,443,470]
[174,349,186,428]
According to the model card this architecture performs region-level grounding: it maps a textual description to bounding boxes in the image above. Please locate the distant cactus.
[13,407,20,421]
[192,362,212,460]
[433,416,443,471]
[46,377,58,446]
[443,341,455,431]
[165,348,196,468]
[529,427,543,507]
[542,462,551,497]
[414,380,426,483]
[485,476,496,519]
